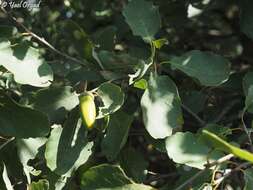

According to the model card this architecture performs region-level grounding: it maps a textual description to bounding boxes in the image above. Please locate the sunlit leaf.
[141,74,183,139]
[0,41,53,87]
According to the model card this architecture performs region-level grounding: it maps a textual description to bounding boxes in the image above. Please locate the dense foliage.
[1,0,253,189]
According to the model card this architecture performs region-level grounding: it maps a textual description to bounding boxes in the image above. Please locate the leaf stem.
[174,154,234,190]
[181,103,206,126]
[212,99,240,123]
[0,137,15,151]
[212,162,251,187]
[241,109,253,151]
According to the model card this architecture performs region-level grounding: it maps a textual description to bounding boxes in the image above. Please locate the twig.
[205,154,234,168]
[0,7,88,67]
[174,154,234,190]
[0,137,15,151]
[213,99,240,123]
[181,103,206,126]
[145,172,178,184]
[241,109,253,151]
[174,168,207,190]
[213,162,251,187]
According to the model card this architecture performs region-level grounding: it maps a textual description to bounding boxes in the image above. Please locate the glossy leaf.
[244,168,253,190]
[0,93,50,138]
[32,86,79,123]
[93,26,117,51]
[181,91,206,114]
[141,74,183,139]
[45,108,93,177]
[166,132,222,169]
[243,72,253,113]
[134,79,148,90]
[123,0,161,41]
[0,41,53,87]
[96,83,125,119]
[101,111,133,161]
[169,50,230,86]
[80,164,155,190]
[243,72,253,94]
[97,50,138,71]
[240,0,253,40]
[119,148,148,183]
[17,138,47,183]
[152,38,168,49]
[245,85,253,113]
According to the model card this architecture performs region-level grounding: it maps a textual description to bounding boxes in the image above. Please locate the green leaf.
[244,168,253,190]
[166,132,222,169]
[221,72,243,90]
[245,85,253,112]
[202,130,253,163]
[0,26,17,39]
[243,72,253,95]
[67,68,102,85]
[0,93,50,138]
[101,111,133,161]
[240,0,253,40]
[169,50,230,86]
[32,86,79,123]
[0,41,53,87]
[93,26,117,51]
[96,83,125,119]
[122,0,161,41]
[152,38,168,49]
[141,74,183,139]
[0,142,24,184]
[172,167,211,190]
[134,79,148,90]
[80,164,155,190]
[28,179,49,190]
[119,148,148,183]
[17,138,47,183]
[45,108,93,177]
[181,91,206,114]
[243,73,253,112]
[97,50,138,71]
[39,168,68,190]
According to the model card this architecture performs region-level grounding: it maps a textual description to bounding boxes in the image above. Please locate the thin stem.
[241,109,253,151]
[159,61,171,65]
[150,41,157,76]
[175,154,234,190]
[174,169,207,190]
[1,7,88,67]
[0,137,15,151]
[181,103,206,126]
[212,99,240,123]
[205,154,234,168]
[213,162,251,187]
